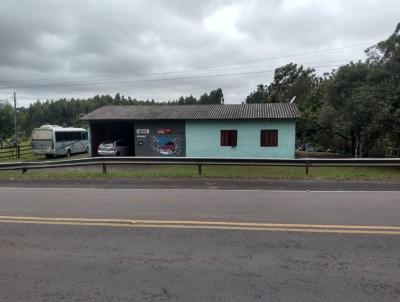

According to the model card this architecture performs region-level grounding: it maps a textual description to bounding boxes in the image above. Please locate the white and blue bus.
[31,125,88,158]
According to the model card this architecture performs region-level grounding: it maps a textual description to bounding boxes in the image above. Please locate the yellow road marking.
[133,219,400,230]
[1,215,400,230]
[0,216,400,235]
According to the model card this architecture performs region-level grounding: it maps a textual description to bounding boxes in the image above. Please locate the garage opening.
[90,122,135,156]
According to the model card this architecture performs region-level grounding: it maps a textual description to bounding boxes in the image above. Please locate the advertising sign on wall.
[156,128,172,134]
[136,129,150,134]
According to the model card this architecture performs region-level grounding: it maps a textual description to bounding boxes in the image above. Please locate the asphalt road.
[1,187,400,301]
[0,187,399,225]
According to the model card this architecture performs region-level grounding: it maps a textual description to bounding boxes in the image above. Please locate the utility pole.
[13,92,17,145]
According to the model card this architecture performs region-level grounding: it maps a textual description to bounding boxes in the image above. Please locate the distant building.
[81,103,300,158]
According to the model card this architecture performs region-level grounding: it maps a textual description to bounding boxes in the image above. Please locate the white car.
[98,140,130,156]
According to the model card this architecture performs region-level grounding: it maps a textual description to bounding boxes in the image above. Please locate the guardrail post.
[306,160,309,175]
[17,144,20,159]
[102,162,107,174]
[198,164,202,175]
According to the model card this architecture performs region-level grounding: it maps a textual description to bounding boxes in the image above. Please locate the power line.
[195,43,370,70]
[0,64,342,90]
[0,42,370,86]
[0,47,364,85]
[0,59,348,89]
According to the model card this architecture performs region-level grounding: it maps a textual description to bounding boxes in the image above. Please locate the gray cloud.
[0,0,398,107]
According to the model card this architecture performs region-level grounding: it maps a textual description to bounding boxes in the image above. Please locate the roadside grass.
[0,165,400,180]
[0,152,41,162]
[0,152,87,162]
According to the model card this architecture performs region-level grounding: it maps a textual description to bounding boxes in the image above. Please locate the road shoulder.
[0,177,399,191]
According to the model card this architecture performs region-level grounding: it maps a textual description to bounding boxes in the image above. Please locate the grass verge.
[0,165,400,181]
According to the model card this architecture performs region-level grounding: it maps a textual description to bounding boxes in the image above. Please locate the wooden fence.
[0,144,32,160]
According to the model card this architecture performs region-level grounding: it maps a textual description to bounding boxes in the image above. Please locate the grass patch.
[0,153,42,162]
[0,165,400,181]
[0,152,87,162]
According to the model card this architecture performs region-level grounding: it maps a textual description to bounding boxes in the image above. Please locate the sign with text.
[157,128,172,134]
[136,129,149,134]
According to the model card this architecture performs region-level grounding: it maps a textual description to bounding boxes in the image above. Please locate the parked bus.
[31,125,88,158]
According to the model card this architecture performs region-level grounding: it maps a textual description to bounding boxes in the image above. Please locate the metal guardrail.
[0,157,400,175]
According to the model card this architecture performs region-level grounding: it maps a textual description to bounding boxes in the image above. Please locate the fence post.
[17,144,20,159]
[305,160,309,175]
[198,164,202,175]
[102,162,107,173]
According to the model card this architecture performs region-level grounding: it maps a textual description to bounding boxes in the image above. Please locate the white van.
[31,125,88,158]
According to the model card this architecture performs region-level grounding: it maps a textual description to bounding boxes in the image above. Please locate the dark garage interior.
[90,122,135,156]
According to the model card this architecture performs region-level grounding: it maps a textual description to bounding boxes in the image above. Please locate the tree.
[245,84,266,103]
[264,63,319,104]
[319,62,371,156]
[14,88,226,138]
[318,23,400,157]
[0,100,13,139]
[209,88,224,104]
[243,23,400,157]
[199,88,224,104]
[245,63,323,144]
[364,22,400,150]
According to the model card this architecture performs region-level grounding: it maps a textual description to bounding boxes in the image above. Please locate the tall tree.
[244,23,400,157]
[208,88,224,104]
[245,84,266,103]
[198,88,224,104]
[245,63,323,143]
[365,22,400,150]
[319,23,400,157]
[0,100,14,139]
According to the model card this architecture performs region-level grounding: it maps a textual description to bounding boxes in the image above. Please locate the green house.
[82,103,300,159]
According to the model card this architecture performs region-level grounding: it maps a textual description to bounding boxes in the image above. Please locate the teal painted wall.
[88,124,92,157]
[186,120,296,158]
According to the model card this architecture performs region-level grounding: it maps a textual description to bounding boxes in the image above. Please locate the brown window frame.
[260,129,278,147]
[220,130,237,147]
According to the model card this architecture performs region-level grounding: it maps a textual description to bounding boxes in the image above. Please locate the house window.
[261,130,278,147]
[221,130,237,147]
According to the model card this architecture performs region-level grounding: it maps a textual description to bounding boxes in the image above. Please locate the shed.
[81,103,300,158]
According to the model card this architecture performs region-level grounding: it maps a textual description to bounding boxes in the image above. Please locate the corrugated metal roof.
[81,103,300,121]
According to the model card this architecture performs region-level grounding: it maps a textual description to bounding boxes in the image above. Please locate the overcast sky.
[0,0,399,107]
